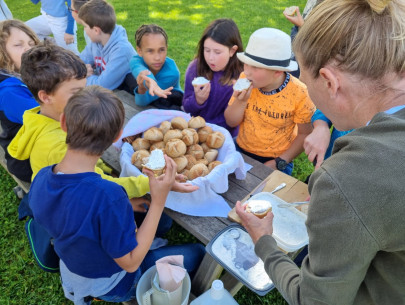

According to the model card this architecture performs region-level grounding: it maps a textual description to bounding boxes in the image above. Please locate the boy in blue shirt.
[26,0,78,54]
[78,0,136,90]
[29,86,205,304]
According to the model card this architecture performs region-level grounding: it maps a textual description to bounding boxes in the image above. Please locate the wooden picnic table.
[103,90,310,299]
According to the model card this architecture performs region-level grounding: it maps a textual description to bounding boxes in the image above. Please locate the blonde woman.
[237,0,405,304]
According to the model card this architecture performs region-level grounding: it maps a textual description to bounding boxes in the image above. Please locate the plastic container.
[206,225,274,296]
[190,280,239,305]
[246,192,309,252]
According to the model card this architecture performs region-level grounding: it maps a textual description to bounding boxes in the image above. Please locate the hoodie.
[8,107,149,197]
[0,72,37,182]
[80,25,136,90]
[0,71,38,139]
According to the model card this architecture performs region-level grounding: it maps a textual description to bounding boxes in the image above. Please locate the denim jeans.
[97,243,205,303]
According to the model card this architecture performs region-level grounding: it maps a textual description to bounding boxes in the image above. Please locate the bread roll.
[171,117,188,130]
[131,149,150,169]
[208,160,222,172]
[150,141,165,152]
[132,138,150,151]
[159,121,171,135]
[165,139,187,158]
[196,158,208,166]
[201,142,210,154]
[181,169,190,180]
[185,154,197,170]
[246,200,272,218]
[188,116,206,129]
[206,131,225,149]
[197,126,213,143]
[173,155,188,172]
[205,149,218,163]
[144,127,163,141]
[188,163,209,180]
[143,149,165,176]
[164,129,182,143]
[186,144,204,160]
[182,128,199,146]
[284,6,297,16]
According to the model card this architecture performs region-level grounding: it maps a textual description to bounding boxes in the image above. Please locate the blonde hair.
[0,20,40,72]
[293,0,405,79]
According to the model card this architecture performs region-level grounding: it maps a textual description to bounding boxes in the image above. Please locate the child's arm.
[303,120,331,169]
[182,61,206,114]
[135,71,173,106]
[114,156,177,272]
[224,86,253,127]
[64,0,75,45]
[84,45,134,90]
[264,122,313,170]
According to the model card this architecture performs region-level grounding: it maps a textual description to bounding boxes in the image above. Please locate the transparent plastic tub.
[206,224,274,296]
[245,192,309,252]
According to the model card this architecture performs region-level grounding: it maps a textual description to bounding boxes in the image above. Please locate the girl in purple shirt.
[182,19,243,137]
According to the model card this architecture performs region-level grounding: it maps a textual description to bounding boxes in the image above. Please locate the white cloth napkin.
[117,109,252,217]
[155,255,186,292]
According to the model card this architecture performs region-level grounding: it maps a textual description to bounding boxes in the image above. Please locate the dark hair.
[79,0,116,34]
[20,41,87,102]
[72,0,90,11]
[0,19,40,72]
[135,24,168,48]
[65,85,125,155]
[196,19,243,85]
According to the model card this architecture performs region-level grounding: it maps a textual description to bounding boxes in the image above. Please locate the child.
[224,28,315,175]
[0,0,12,21]
[26,0,78,54]
[0,20,40,182]
[183,19,243,137]
[130,24,183,110]
[28,85,205,304]
[78,0,136,90]
[7,42,197,198]
[69,0,91,45]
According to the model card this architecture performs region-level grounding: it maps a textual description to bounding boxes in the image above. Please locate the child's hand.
[303,120,331,169]
[136,70,149,94]
[64,33,74,45]
[85,64,93,77]
[283,6,304,27]
[233,85,253,104]
[143,155,177,208]
[137,70,173,98]
[264,159,277,170]
[194,83,211,105]
[171,181,199,193]
[129,197,150,212]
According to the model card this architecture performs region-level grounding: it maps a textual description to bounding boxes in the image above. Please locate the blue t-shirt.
[29,165,138,281]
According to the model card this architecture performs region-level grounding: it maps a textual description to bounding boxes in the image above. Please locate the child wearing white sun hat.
[224,28,315,175]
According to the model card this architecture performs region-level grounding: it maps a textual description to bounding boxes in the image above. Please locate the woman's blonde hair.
[293,0,405,79]
[0,20,40,72]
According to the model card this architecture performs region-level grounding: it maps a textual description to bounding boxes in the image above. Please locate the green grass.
[1,0,311,304]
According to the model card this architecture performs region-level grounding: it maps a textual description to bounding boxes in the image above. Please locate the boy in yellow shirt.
[224,28,315,175]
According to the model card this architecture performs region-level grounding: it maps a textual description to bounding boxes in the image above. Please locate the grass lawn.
[1,0,312,304]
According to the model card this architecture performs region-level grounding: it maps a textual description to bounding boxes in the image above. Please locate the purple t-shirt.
[182,59,238,137]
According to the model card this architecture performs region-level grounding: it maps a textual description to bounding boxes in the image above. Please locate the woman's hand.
[235,201,274,244]
[194,83,211,105]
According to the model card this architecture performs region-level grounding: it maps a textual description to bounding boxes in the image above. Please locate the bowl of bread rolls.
[129,116,225,181]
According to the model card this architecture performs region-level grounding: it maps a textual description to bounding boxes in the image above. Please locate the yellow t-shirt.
[229,73,315,158]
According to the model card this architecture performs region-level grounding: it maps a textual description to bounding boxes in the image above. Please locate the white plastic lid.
[210,280,224,299]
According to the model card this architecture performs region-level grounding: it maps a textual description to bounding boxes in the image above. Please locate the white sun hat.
[237,28,298,72]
